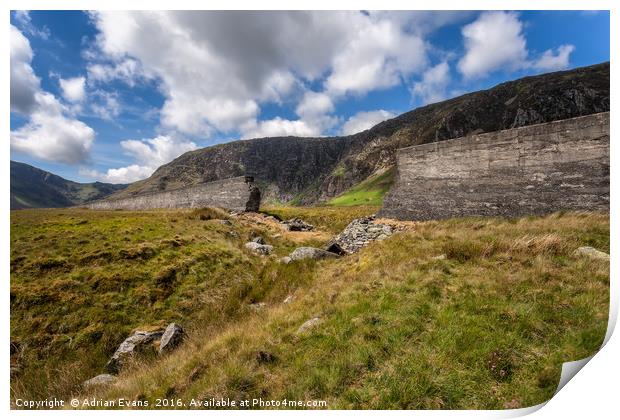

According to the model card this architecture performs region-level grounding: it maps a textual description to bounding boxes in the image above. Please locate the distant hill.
[10,161,127,209]
[109,62,610,204]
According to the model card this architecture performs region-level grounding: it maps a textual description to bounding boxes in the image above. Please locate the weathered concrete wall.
[86,176,261,212]
[380,112,609,221]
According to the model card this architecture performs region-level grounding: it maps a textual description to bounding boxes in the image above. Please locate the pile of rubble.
[284,217,314,231]
[326,216,393,254]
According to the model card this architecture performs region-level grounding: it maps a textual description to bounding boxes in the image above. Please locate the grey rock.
[283,295,294,304]
[289,247,339,261]
[279,256,292,264]
[83,374,116,388]
[105,330,163,373]
[251,236,265,244]
[286,218,314,232]
[249,302,266,311]
[296,317,322,334]
[244,242,273,255]
[219,220,232,226]
[575,246,610,261]
[326,216,394,254]
[159,323,185,355]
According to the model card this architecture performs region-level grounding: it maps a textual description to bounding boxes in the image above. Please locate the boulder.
[159,323,185,355]
[278,256,292,264]
[83,374,116,388]
[326,216,394,254]
[244,242,273,255]
[251,236,265,244]
[289,247,339,261]
[285,218,314,232]
[575,246,610,261]
[296,317,322,334]
[105,330,163,373]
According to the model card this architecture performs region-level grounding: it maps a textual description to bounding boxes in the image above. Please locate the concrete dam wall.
[380,112,609,221]
[86,176,261,212]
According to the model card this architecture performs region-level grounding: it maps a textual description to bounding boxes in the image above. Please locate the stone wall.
[380,112,609,221]
[86,176,260,212]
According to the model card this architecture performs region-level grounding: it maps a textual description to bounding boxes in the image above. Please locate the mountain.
[10,161,127,209]
[104,62,610,204]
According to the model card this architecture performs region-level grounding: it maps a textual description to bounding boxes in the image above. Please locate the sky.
[9,10,610,184]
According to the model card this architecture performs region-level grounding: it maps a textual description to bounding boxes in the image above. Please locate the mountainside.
[111,62,610,204]
[10,161,127,209]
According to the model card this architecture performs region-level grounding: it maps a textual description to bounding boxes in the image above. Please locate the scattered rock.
[219,220,232,226]
[575,246,609,261]
[105,330,163,373]
[278,256,292,264]
[251,236,265,244]
[285,218,314,232]
[159,323,185,355]
[244,242,273,255]
[249,302,266,311]
[433,254,447,260]
[297,317,322,334]
[83,374,116,388]
[226,231,240,239]
[283,295,294,304]
[289,247,339,261]
[326,216,394,254]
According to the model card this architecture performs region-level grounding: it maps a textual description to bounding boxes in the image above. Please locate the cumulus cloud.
[59,76,86,102]
[241,117,319,138]
[86,135,198,183]
[532,44,575,71]
[10,25,95,164]
[10,25,39,114]
[341,110,395,135]
[458,12,575,79]
[457,12,528,79]
[412,61,451,104]
[88,11,430,137]
[14,10,51,40]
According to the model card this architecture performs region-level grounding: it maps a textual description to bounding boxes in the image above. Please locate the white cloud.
[59,76,86,102]
[457,12,575,79]
[296,91,334,118]
[90,90,121,120]
[458,12,528,79]
[88,11,432,137]
[412,61,451,104]
[11,93,95,164]
[341,110,395,135]
[10,25,95,164]
[86,135,198,183]
[10,25,39,114]
[532,44,575,71]
[241,117,319,138]
[14,10,51,40]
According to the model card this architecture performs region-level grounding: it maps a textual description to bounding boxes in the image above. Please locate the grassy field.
[10,207,609,409]
[326,168,395,207]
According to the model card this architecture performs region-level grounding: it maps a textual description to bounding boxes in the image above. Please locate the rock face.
[245,242,274,255]
[159,323,185,354]
[575,246,610,261]
[105,330,163,373]
[289,247,339,261]
[381,112,610,220]
[87,176,260,212]
[285,218,314,231]
[108,63,609,204]
[83,374,116,388]
[326,216,393,254]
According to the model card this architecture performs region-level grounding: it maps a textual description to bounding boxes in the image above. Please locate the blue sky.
[9,10,609,183]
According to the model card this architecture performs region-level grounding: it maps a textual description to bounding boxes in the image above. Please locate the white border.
[2,1,616,418]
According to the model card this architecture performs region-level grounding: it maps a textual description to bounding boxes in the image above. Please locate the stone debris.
[283,295,294,304]
[285,218,314,232]
[83,374,116,388]
[296,317,322,334]
[219,220,232,226]
[575,246,610,261]
[278,256,292,264]
[288,247,339,261]
[244,241,274,255]
[159,323,185,355]
[326,216,393,254]
[249,302,266,311]
[251,236,265,244]
[105,330,163,373]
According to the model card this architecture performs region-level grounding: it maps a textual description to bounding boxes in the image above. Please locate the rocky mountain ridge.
[106,62,610,204]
